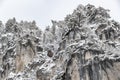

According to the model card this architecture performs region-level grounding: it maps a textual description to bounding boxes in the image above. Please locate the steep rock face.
[0,4,120,80]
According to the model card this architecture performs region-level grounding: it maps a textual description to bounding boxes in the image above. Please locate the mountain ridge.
[0,4,120,80]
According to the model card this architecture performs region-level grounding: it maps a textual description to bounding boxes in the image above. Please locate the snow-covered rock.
[0,4,120,80]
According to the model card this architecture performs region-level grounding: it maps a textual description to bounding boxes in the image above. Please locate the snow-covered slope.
[0,4,120,80]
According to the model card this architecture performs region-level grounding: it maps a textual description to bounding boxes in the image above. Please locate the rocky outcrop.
[0,4,120,80]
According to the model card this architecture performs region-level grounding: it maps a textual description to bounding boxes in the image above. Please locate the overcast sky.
[0,0,120,30]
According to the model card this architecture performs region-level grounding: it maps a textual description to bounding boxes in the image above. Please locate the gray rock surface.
[0,4,120,80]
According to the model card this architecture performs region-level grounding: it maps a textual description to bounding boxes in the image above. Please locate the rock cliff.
[0,4,120,80]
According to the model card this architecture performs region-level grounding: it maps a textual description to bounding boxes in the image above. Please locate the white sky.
[0,0,120,30]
